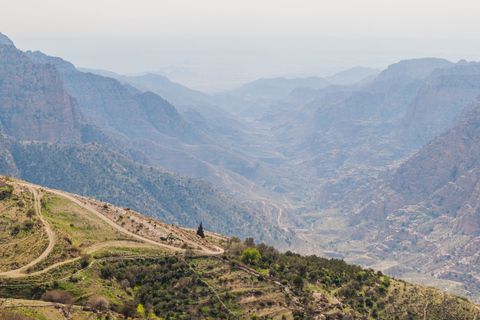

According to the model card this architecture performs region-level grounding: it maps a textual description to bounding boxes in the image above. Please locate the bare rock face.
[398,69,480,148]
[351,104,480,298]
[0,44,84,143]
[24,50,209,145]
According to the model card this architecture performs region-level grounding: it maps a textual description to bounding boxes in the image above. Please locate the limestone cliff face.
[0,44,84,143]
[351,104,480,292]
[24,50,210,145]
[398,69,480,148]
[358,103,480,224]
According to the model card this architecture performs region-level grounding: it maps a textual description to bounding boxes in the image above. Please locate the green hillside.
[1,179,479,320]
[0,135,294,247]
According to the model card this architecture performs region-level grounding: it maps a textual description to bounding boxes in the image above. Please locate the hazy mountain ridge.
[0,37,297,247]
[25,50,293,202]
[25,50,212,146]
[0,32,14,46]
[256,58,480,213]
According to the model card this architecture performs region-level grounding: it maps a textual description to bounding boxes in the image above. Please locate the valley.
[3,29,480,317]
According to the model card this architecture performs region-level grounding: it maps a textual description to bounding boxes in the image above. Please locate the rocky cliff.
[25,50,211,145]
[0,44,84,143]
[399,67,480,148]
[348,103,480,299]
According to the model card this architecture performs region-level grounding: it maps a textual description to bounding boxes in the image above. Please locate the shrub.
[80,253,91,268]
[0,184,13,200]
[120,300,138,319]
[0,309,35,320]
[87,296,110,312]
[381,276,391,287]
[41,289,74,305]
[379,285,387,293]
[241,248,261,264]
[23,221,34,230]
[26,208,36,219]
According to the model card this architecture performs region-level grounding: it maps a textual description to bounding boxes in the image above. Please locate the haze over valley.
[2,1,480,318]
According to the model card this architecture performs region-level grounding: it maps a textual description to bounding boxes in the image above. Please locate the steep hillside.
[347,103,480,300]
[1,179,479,320]
[25,50,211,146]
[0,134,294,247]
[252,59,480,216]
[399,67,480,148]
[0,44,83,143]
[24,50,292,203]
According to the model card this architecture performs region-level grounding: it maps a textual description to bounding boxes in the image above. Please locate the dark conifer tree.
[196,222,205,238]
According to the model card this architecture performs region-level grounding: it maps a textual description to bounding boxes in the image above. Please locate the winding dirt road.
[1,183,223,278]
[45,188,223,255]
[0,185,56,277]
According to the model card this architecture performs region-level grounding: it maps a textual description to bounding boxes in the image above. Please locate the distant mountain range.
[0,33,298,249]
[5,30,480,301]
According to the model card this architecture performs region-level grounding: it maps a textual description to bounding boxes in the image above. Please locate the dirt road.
[0,185,56,277]
[1,183,223,278]
[45,188,223,254]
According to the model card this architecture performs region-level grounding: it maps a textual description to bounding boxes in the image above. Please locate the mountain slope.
[24,50,289,202]
[348,103,480,300]
[25,50,212,146]
[0,44,84,143]
[0,134,294,247]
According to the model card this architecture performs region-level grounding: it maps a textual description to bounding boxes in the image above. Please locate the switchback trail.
[0,184,56,277]
[1,183,223,279]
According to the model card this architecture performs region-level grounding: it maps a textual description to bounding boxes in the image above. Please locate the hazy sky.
[2,0,480,91]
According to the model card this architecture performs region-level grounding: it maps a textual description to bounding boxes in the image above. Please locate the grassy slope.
[0,185,48,272]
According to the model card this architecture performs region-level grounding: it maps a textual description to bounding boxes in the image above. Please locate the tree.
[87,296,109,312]
[244,237,255,248]
[120,300,138,319]
[26,208,35,219]
[196,222,205,238]
[241,248,261,264]
[293,275,304,290]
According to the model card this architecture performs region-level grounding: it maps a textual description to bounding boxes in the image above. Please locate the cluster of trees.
[99,257,231,319]
[226,237,390,318]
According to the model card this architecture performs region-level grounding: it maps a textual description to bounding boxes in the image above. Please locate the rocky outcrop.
[350,104,480,298]
[0,44,84,143]
[359,103,480,223]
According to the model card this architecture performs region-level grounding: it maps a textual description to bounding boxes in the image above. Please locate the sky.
[2,0,480,91]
